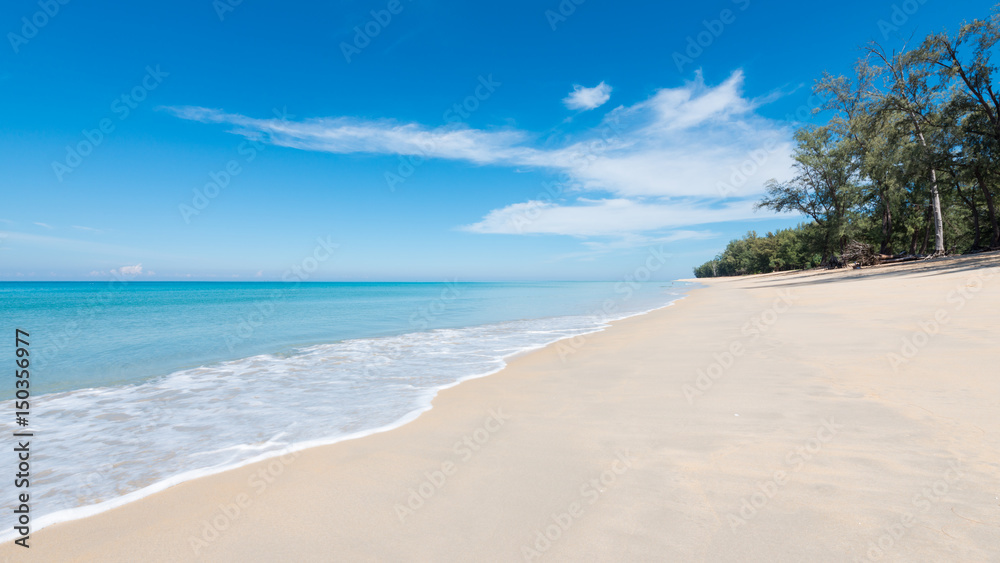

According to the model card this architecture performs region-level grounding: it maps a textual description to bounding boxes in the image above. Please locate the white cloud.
[166,70,794,239]
[563,82,612,111]
[162,106,532,164]
[550,231,715,261]
[112,263,143,276]
[0,231,144,255]
[33,222,53,229]
[639,70,752,132]
[461,198,761,237]
[537,71,794,198]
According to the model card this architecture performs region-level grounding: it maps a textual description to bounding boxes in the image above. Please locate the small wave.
[0,297,682,542]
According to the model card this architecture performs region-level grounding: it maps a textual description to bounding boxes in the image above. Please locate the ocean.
[0,280,688,537]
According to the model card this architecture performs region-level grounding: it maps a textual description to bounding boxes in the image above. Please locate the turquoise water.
[0,281,687,537]
[2,282,680,397]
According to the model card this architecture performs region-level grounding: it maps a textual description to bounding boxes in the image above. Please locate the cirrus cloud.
[460,198,762,237]
[165,70,794,241]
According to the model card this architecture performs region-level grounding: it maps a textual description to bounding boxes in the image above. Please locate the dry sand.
[4,253,999,562]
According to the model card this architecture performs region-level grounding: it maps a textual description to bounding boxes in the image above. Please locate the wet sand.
[5,252,999,562]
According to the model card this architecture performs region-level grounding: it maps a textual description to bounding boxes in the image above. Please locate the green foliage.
[695,6,1000,277]
[693,225,820,278]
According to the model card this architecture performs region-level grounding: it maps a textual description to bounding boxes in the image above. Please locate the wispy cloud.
[72,225,104,233]
[563,82,612,111]
[460,198,762,236]
[166,70,794,240]
[33,222,54,229]
[0,231,141,256]
[161,105,532,164]
[551,230,715,261]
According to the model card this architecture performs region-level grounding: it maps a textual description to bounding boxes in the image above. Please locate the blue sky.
[0,0,989,281]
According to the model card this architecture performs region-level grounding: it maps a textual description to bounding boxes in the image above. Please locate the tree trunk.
[878,182,892,255]
[956,183,981,250]
[971,199,981,250]
[919,208,932,255]
[927,165,946,254]
[881,204,893,255]
[821,229,831,266]
[913,126,946,254]
[973,167,1000,248]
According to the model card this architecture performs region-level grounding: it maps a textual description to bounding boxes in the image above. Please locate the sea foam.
[0,294,684,542]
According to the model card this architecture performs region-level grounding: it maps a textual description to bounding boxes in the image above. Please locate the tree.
[923,13,1000,247]
[694,5,1000,277]
[756,126,856,264]
[816,61,907,254]
[867,43,947,254]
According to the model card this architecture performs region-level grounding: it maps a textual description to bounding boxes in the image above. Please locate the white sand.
[4,253,999,562]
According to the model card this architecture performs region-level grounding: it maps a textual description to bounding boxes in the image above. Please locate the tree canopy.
[695,7,1000,278]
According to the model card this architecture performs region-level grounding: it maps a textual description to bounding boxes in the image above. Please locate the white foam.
[0,296,684,543]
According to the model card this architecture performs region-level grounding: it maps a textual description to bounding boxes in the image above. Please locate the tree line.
[695,8,1000,278]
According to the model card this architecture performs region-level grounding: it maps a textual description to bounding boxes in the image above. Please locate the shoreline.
[5,254,999,560]
[0,291,689,545]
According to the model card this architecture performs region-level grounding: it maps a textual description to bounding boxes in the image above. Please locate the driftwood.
[842,240,881,268]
